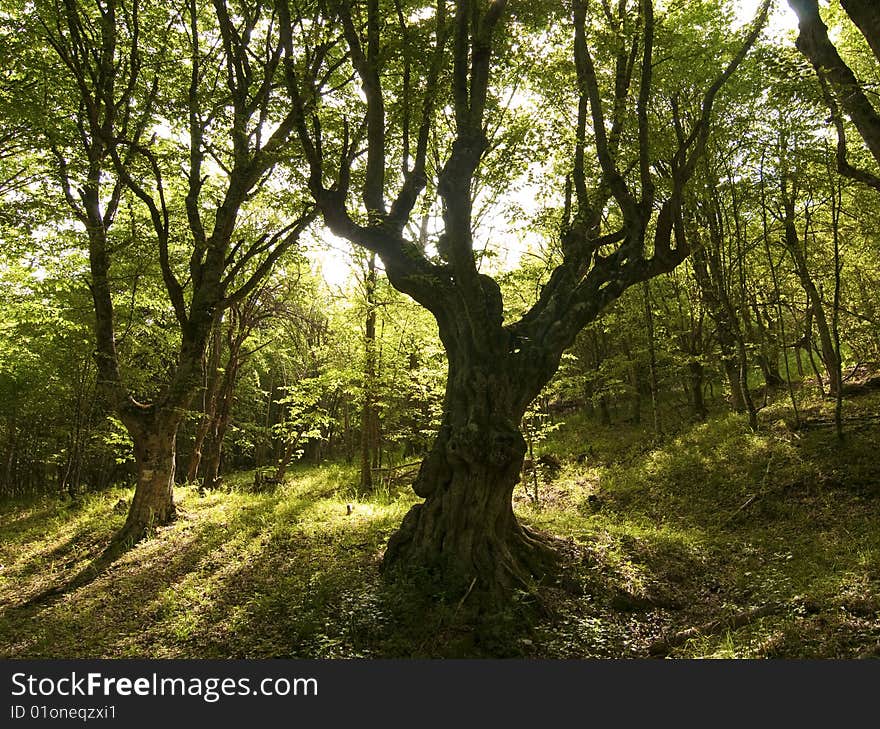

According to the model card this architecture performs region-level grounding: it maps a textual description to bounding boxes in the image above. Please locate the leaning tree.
[4,0,315,545]
[787,0,880,191]
[278,0,770,597]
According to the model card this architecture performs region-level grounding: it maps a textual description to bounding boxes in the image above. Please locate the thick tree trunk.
[789,0,880,165]
[841,0,880,65]
[382,359,556,600]
[114,418,179,545]
[383,424,550,597]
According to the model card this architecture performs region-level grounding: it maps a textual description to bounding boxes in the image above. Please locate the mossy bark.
[114,416,179,545]
[383,351,557,600]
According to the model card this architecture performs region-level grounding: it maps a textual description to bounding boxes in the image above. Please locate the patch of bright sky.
[734,0,799,36]
[307,229,362,293]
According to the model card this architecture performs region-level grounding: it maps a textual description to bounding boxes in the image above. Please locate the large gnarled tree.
[279,0,770,596]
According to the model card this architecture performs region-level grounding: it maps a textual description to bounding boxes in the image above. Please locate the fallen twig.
[455,577,478,613]
[371,461,421,474]
[724,452,774,524]
[648,603,783,657]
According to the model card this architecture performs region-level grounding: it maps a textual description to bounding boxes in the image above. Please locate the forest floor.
[1,386,879,658]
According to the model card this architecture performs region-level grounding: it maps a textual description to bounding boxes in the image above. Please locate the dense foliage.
[1,0,879,613]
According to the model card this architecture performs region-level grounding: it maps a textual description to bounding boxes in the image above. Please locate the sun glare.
[734,0,800,36]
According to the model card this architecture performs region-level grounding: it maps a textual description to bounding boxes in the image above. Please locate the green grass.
[520,385,880,658]
[1,390,879,658]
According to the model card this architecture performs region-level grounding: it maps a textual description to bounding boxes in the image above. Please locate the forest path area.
[1,390,879,659]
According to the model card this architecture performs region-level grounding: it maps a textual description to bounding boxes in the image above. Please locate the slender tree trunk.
[598,395,612,426]
[735,330,759,430]
[200,421,230,490]
[272,432,302,483]
[201,362,238,490]
[782,202,841,396]
[831,167,845,439]
[630,361,643,424]
[693,322,707,420]
[188,416,213,485]
[360,253,379,492]
[722,359,746,411]
[807,289,839,395]
[752,300,785,388]
[257,373,275,469]
[643,281,662,434]
[760,156,801,426]
[692,247,748,413]
[2,416,15,495]
[801,301,827,396]
[725,173,760,429]
[60,356,90,498]
[187,323,223,483]
[688,359,708,420]
[343,398,353,464]
[200,430,223,491]
[588,331,612,425]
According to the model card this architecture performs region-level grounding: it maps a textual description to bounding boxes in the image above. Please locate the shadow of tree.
[2,413,879,659]
[0,479,548,658]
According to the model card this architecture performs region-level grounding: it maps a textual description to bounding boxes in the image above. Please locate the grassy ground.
[1,388,878,658]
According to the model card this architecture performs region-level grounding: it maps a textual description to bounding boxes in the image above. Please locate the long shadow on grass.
[0,500,67,533]
[0,503,129,610]
[0,485,548,658]
[138,519,548,658]
[0,489,357,657]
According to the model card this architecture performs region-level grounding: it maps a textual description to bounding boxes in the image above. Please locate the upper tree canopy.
[1,0,318,412]
[279,0,770,381]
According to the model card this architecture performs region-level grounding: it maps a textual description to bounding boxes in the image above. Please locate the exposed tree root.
[382,509,574,613]
[107,498,177,552]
